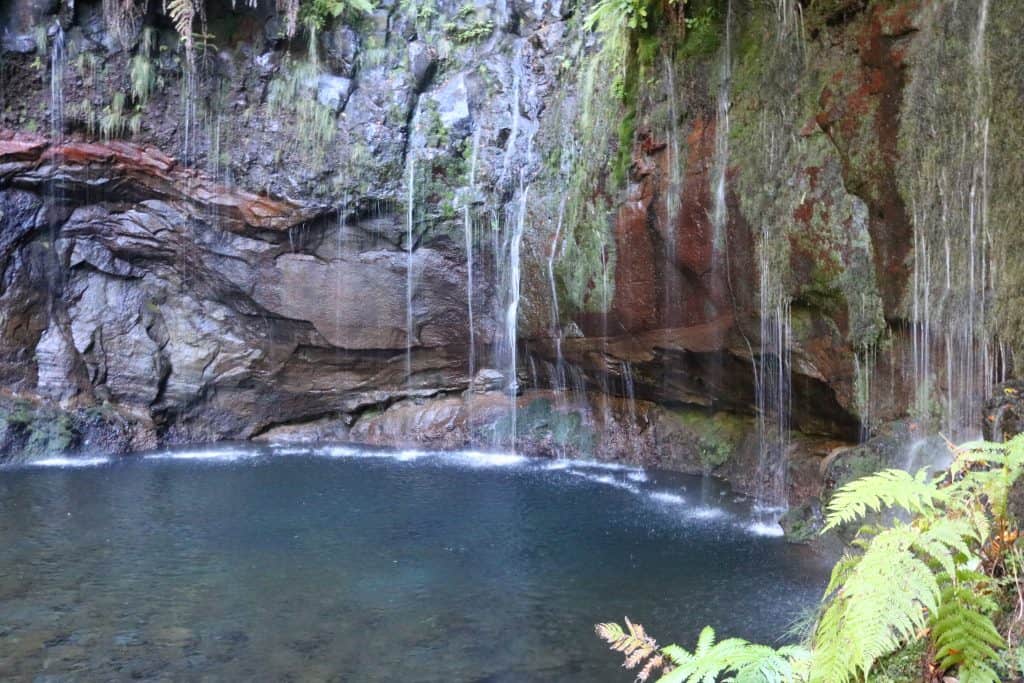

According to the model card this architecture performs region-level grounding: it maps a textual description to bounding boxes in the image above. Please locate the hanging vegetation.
[598,435,1024,682]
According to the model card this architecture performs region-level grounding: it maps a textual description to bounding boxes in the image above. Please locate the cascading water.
[709,0,733,259]
[661,51,684,330]
[405,152,417,388]
[906,0,995,443]
[464,129,481,398]
[494,45,536,450]
[750,116,793,515]
[45,21,66,280]
[621,361,637,431]
[754,286,792,512]
[752,112,794,513]
[504,183,528,448]
[49,23,65,144]
[547,198,567,398]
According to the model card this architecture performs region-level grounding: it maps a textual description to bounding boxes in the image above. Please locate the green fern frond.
[657,627,810,683]
[931,576,1005,682]
[811,525,941,681]
[823,468,941,531]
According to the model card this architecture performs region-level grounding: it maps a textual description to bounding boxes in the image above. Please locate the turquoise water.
[0,445,830,681]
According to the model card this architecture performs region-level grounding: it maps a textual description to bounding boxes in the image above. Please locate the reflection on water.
[0,446,831,681]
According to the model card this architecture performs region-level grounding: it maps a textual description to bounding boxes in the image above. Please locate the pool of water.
[0,445,831,681]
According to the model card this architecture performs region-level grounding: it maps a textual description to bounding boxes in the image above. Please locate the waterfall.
[621,360,637,431]
[505,183,528,448]
[465,129,480,392]
[499,50,521,188]
[495,44,534,450]
[548,197,567,398]
[754,103,792,512]
[661,52,684,330]
[181,60,198,165]
[49,23,65,144]
[907,0,994,443]
[405,153,416,388]
[755,275,792,513]
[709,0,733,257]
[854,342,877,442]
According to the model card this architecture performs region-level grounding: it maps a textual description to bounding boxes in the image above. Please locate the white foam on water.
[626,471,648,483]
[27,456,110,468]
[690,507,728,520]
[752,503,787,516]
[745,520,785,537]
[543,458,643,474]
[649,491,686,505]
[567,470,640,494]
[146,449,255,462]
[269,445,314,456]
[447,451,530,468]
[396,449,430,462]
[542,460,573,471]
[315,445,363,458]
[648,492,732,522]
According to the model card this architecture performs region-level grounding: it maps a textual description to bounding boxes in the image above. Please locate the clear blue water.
[0,445,831,681]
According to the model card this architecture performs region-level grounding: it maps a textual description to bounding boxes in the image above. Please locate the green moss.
[0,399,76,459]
[870,637,927,683]
[487,398,595,453]
[613,107,636,186]
[779,500,824,544]
[678,0,722,58]
[266,56,337,169]
[671,408,747,470]
[989,0,1024,360]
[443,4,494,44]
[26,412,74,455]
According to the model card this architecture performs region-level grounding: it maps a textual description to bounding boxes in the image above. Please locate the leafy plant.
[597,620,811,682]
[598,435,1024,683]
[129,28,159,105]
[301,0,375,32]
[100,91,127,138]
[442,4,494,43]
[585,0,652,32]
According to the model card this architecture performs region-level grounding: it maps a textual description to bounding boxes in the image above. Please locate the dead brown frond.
[595,618,675,682]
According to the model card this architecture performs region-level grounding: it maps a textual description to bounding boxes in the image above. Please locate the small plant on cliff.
[129,27,159,106]
[300,0,375,33]
[598,435,1024,682]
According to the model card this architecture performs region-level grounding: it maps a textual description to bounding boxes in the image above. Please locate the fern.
[660,628,810,683]
[812,523,943,682]
[596,618,673,682]
[931,570,1005,683]
[600,436,1023,683]
[597,622,811,683]
[166,0,196,53]
[823,468,941,531]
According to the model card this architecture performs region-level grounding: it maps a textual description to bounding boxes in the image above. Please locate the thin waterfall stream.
[405,152,416,389]
[2,1,1023,677]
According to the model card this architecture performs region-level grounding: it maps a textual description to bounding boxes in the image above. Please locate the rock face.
[983,382,1024,443]
[0,0,1020,512]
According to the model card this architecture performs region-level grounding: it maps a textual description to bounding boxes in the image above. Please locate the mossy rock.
[0,398,77,462]
[486,398,596,455]
[669,408,747,471]
[870,637,927,683]
[779,498,825,544]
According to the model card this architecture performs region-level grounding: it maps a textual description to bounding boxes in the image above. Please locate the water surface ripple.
[0,446,830,681]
